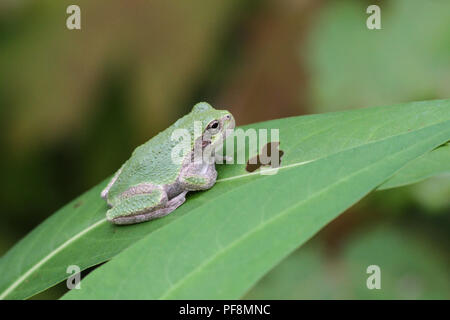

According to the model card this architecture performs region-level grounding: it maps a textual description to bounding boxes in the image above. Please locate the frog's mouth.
[202,140,211,149]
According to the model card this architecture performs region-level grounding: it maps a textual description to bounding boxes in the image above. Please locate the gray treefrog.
[101,102,235,225]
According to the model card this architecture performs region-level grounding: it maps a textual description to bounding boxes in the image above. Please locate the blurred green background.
[0,0,449,299]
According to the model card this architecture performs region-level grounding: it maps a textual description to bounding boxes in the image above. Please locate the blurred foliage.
[245,222,450,299]
[0,0,448,299]
[307,0,450,112]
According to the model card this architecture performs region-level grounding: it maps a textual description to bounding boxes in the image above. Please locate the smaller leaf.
[378,142,450,190]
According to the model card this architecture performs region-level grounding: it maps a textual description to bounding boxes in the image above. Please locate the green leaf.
[0,180,205,300]
[1,100,449,300]
[62,100,450,299]
[378,142,450,190]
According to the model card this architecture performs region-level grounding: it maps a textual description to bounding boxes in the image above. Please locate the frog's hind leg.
[150,191,188,219]
[106,187,168,225]
[101,166,124,200]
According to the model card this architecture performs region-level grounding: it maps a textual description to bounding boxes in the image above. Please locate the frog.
[101,102,235,225]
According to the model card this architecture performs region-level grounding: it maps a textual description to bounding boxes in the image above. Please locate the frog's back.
[108,124,188,199]
[107,102,222,200]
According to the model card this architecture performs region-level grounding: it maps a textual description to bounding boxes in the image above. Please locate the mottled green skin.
[108,103,230,200]
[102,102,234,224]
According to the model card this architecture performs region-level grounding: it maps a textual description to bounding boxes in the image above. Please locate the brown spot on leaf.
[246,142,284,173]
[73,201,83,208]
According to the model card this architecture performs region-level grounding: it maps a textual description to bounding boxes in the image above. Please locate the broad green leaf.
[0,180,209,300]
[62,100,450,299]
[1,100,449,300]
[378,143,450,190]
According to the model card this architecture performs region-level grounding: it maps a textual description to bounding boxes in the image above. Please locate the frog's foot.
[106,188,167,225]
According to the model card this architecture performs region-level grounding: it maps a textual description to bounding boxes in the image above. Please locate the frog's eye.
[210,121,219,129]
[207,120,220,134]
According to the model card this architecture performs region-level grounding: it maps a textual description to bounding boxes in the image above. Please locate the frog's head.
[191,102,235,150]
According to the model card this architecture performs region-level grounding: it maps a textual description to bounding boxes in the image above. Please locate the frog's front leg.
[106,185,168,225]
[179,163,217,191]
